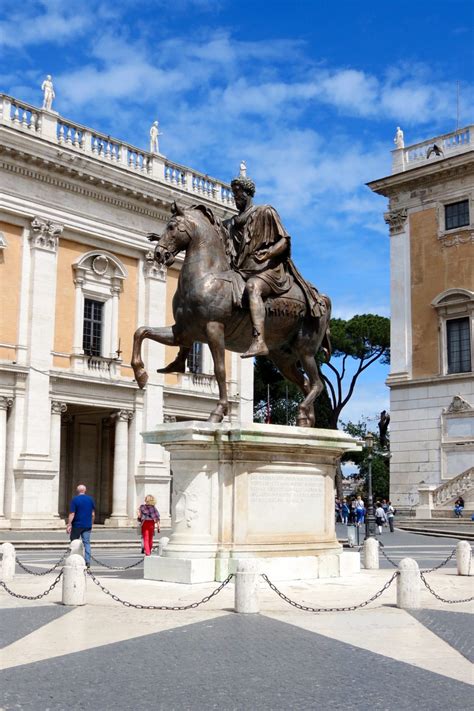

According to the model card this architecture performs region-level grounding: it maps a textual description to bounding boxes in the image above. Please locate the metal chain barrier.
[261,571,399,612]
[419,570,474,604]
[16,551,69,576]
[87,569,234,610]
[379,545,460,573]
[0,571,63,600]
[90,554,144,571]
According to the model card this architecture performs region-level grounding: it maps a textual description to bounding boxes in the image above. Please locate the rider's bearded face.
[232,185,250,212]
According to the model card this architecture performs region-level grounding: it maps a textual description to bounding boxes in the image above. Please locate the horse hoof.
[296,417,311,427]
[135,370,149,389]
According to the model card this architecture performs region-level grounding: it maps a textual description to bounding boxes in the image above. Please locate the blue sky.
[1,0,473,425]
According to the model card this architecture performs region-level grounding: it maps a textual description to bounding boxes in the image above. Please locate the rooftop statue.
[132,166,331,426]
[41,75,55,111]
[150,120,162,154]
[394,126,404,149]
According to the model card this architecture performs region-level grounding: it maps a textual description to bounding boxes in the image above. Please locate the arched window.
[432,289,474,375]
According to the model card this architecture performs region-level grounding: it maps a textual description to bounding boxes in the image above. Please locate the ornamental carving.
[445,395,473,414]
[30,216,64,251]
[0,396,13,411]
[384,208,408,235]
[51,401,67,415]
[116,409,134,422]
[144,251,167,280]
[440,230,474,248]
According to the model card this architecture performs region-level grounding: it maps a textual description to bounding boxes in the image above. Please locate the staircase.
[432,467,473,510]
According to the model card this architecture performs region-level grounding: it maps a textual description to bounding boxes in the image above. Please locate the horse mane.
[188,203,231,265]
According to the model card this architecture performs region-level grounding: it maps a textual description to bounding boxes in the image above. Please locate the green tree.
[321,314,390,429]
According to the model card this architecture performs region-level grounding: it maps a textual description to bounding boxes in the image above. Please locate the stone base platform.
[142,421,361,584]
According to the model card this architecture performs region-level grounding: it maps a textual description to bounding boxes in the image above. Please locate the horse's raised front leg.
[206,321,228,423]
[132,326,178,389]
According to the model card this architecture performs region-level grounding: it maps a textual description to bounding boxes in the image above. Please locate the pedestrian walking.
[341,499,350,525]
[375,502,387,534]
[137,495,160,556]
[355,496,365,527]
[66,484,95,568]
[387,501,396,532]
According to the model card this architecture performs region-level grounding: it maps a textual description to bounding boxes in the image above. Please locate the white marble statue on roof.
[394,126,404,149]
[149,120,163,154]
[41,75,55,111]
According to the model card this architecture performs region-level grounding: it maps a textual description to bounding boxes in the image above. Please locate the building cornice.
[367,150,474,198]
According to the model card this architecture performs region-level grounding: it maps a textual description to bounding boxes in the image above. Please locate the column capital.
[0,396,13,411]
[384,208,408,236]
[51,400,67,415]
[116,409,134,422]
[29,216,64,252]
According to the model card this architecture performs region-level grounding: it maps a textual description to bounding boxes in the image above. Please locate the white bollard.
[363,537,379,569]
[62,553,86,606]
[158,536,170,556]
[0,542,16,582]
[397,557,420,609]
[234,559,260,614]
[69,539,84,557]
[456,540,472,576]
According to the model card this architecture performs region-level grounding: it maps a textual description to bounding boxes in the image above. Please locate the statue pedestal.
[142,422,361,583]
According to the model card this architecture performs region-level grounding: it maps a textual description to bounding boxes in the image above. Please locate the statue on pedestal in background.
[394,126,404,149]
[150,120,162,154]
[41,75,55,111]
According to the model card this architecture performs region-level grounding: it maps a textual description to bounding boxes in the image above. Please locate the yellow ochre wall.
[54,239,87,368]
[410,208,474,377]
[0,222,23,361]
[119,254,138,375]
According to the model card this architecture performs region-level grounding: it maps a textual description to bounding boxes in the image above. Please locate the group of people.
[66,484,161,565]
[335,497,396,533]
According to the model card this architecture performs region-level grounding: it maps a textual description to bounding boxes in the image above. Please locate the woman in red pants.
[137,495,160,555]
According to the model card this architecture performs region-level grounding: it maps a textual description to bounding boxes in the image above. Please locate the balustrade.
[404,126,473,167]
[432,467,474,507]
[1,92,234,209]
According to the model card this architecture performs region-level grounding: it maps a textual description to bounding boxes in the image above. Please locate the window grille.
[447,317,471,373]
[445,200,469,230]
[82,298,103,356]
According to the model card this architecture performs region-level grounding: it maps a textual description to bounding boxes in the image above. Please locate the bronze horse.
[131,203,331,426]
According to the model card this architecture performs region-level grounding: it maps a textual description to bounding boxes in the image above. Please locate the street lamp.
[364,433,376,538]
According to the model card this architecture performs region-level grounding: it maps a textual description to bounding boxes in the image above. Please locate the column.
[0,397,13,518]
[109,282,121,358]
[72,274,85,354]
[107,410,133,525]
[385,207,410,379]
[50,401,67,516]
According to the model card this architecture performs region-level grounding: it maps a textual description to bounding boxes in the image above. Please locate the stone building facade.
[368,126,474,510]
[0,93,254,529]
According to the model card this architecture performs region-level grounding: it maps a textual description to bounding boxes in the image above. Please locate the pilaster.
[0,397,13,520]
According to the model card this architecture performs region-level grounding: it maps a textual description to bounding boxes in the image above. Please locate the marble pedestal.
[142,422,361,583]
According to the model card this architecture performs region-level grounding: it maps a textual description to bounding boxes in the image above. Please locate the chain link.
[419,570,474,604]
[86,569,234,609]
[261,571,399,612]
[90,554,144,571]
[0,571,63,600]
[15,551,69,576]
[379,546,459,573]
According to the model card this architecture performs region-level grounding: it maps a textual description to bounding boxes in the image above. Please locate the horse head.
[149,202,193,267]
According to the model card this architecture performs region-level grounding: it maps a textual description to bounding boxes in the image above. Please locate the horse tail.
[320,295,332,363]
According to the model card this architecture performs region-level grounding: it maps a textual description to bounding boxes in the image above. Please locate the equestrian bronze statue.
[131,170,331,426]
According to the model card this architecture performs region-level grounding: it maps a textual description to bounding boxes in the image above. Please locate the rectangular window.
[82,299,103,356]
[187,342,203,374]
[447,317,471,374]
[445,200,469,230]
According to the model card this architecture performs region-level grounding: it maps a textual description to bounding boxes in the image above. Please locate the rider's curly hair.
[230,176,256,196]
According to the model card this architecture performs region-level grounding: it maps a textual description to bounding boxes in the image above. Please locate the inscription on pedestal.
[248,472,325,536]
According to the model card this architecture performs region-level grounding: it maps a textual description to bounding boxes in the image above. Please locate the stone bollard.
[69,539,84,557]
[397,557,420,609]
[62,554,86,606]
[456,540,472,576]
[235,559,260,614]
[363,537,379,569]
[0,542,16,582]
[158,536,170,556]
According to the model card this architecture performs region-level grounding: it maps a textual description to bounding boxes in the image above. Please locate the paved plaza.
[1,529,473,710]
